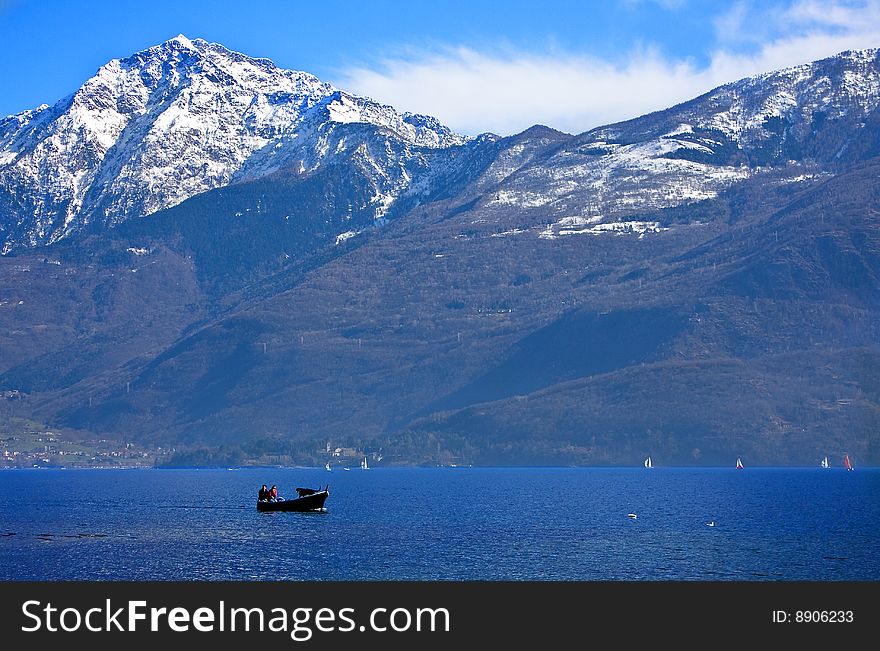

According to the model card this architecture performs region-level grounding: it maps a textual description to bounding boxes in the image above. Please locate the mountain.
[467,48,880,240]
[0,35,465,251]
[0,42,878,466]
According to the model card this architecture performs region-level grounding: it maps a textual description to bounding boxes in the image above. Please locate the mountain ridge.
[0,41,878,466]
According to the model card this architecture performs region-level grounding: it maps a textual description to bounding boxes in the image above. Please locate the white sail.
[821,456,829,469]
[325,461,331,471]
[736,457,744,469]
[644,457,652,469]
[361,456,369,470]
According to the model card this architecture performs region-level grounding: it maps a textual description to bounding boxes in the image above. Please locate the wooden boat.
[257,486,329,512]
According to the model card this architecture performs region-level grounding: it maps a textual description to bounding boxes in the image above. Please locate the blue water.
[0,467,877,580]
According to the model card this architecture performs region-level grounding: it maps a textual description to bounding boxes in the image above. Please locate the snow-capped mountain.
[2,41,880,253]
[0,35,465,251]
[477,49,880,238]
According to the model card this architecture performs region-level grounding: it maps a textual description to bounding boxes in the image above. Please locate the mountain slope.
[401,158,880,465]
[10,154,876,465]
[1,44,878,465]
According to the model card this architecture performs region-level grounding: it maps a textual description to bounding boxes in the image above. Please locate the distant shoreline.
[2,465,876,471]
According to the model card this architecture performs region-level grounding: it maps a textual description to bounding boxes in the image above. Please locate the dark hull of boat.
[257,490,329,512]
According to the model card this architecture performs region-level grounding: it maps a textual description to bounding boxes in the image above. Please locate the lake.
[0,467,877,580]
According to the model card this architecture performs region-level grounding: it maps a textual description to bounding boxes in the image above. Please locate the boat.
[325,461,332,472]
[257,486,329,512]
[736,457,744,470]
[627,513,638,519]
[361,456,369,470]
[844,454,853,471]
[821,456,830,469]
[644,456,653,469]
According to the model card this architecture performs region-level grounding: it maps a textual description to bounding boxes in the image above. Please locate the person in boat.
[258,484,270,501]
[269,485,278,501]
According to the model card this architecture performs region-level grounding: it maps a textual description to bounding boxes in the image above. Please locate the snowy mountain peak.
[583,48,880,149]
[0,37,463,249]
[168,33,196,48]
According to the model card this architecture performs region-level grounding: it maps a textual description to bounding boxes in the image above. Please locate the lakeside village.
[0,428,171,469]
[1,399,447,469]
[0,424,386,470]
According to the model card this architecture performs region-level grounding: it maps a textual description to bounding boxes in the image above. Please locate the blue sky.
[2,0,880,134]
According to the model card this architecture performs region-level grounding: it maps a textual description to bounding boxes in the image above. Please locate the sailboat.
[361,456,369,470]
[325,461,332,472]
[844,454,853,471]
[820,456,830,469]
[736,457,744,470]
[644,456,653,469]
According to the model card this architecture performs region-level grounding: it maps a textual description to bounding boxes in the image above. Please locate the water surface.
[0,467,876,580]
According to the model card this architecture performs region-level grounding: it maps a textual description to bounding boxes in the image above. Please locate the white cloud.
[339,46,711,136]
[786,0,880,29]
[714,1,753,44]
[335,0,880,136]
[708,1,880,83]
